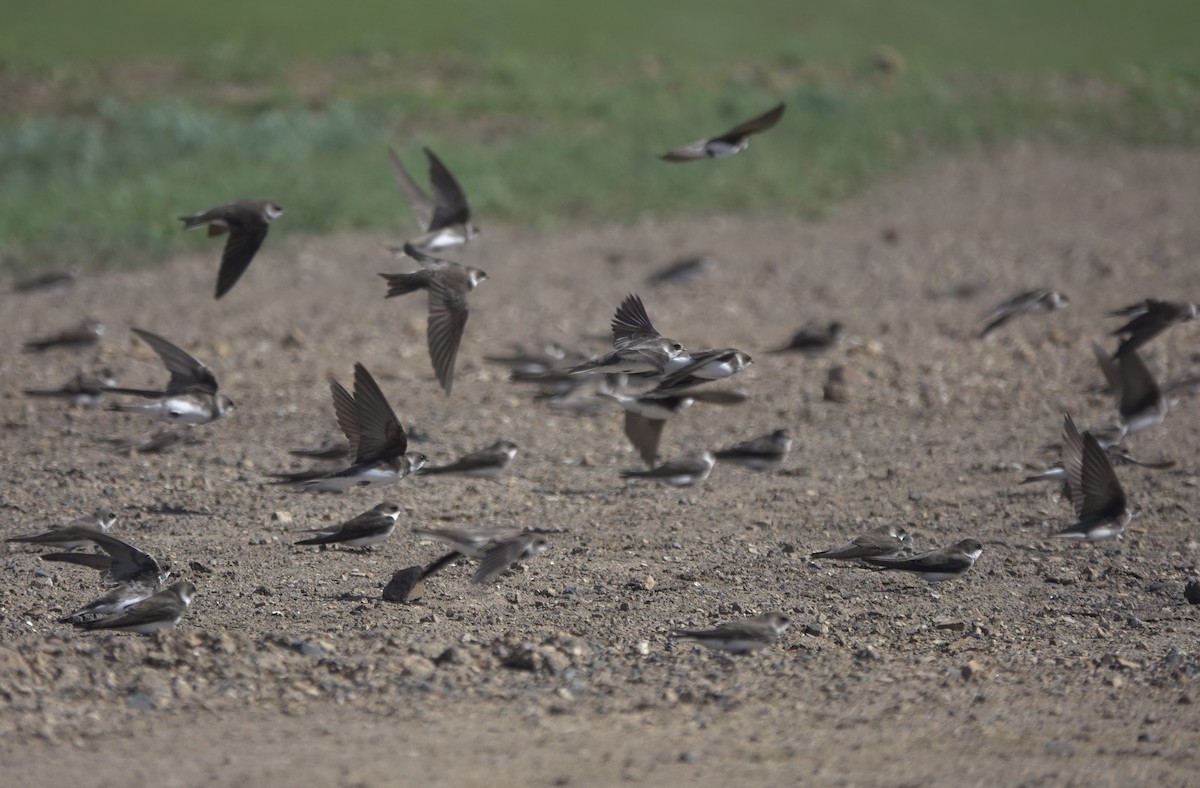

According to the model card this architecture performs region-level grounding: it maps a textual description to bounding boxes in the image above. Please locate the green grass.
[2,1,1200,273]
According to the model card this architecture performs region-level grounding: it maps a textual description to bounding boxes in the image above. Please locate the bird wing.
[388,147,435,231]
[423,147,472,230]
[426,275,471,394]
[131,328,219,395]
[352,363,406,462]
[214,209,270,298]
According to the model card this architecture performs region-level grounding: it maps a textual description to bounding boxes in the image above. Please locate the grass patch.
[2,2,1200,273]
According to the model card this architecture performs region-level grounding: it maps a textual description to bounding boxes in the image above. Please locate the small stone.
[823,365,857,403]
[803,622,828,636]
[961,659,985,680]
[189,561,214,575]
[398,654,436,679]
[272,511,293,525]
[1184,579,1200,605]
[644,575,656,592]
[936,619,967,632]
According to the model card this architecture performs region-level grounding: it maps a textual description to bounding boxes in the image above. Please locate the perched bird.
[105,328,234,425]
[295,502,403,550]
[386,146,479,253]
[671,612,791,654]
[645,255,717,286]
[24,368,116,407]
[714,429,793,471]
[60,581,160,625]
[768,321,845,354]
[17,526,168,587]
[567,294,691,377]
[74,581,196,634]
[6,510,118,551]
[810,523,913,561]
[620,450,715,487]
[179,199,283,299]
[419,439,518,479]
[295,363,426,492]
[22,319,103,352]
[412,526,549,585]
[862,538,984,582]
[1109,298,1197,357]
[12,265,80,294]
[978,288,1068,338]
[380,243,488,395]
[1054,413,1131,541]
[660,103,785,162]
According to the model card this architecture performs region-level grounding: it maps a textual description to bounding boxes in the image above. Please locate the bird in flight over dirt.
[386,147,479,253]
[179,199,283,299]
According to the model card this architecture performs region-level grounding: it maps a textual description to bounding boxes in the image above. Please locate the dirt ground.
[2,146,1200,787]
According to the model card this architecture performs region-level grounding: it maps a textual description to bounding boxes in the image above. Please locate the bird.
[566,294,691,377]
[1109,298,1197,356]
[601,391,695,467]
[15,526,168,587]
[862,538,984,582]
[74,581,196,634]
[620,450,715,487]
[1093,344,1168,439]
[1054,413,1131,541]
[671,612,791,654]
[1021,445,1174,486]
[295,502,403,549]
[295,363,426,492]
[6,510,119,551]
[380,243,488,395]
[419,439,518,479]
[645,255,717,286]
[768,321,846,354]
[22,319,104,352]
[386,146,479,253]
[104,328,234,425]
[60,581,160,625]
[714,429,793,471]
[978,288,1068,338]
[810,523,913,561]
[23,368,116,407]
[412,526,549,584]
[660,103,785,162]
[649,348,752,395]
[12,265,80,294]
[179,199,283,299]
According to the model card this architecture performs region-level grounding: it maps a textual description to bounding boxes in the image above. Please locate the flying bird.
[6,510,118,551]
[660,103,785,162]
[567,294,691,377]
[1054,413,1131,541]
[1109,298,1197,356]
[105,328,234,425]
[412,526,549,585]
[295,363,426,492]
[978,288,1068,339]
[380,243,488,395]
[387,146,478,253]
[671,612,791,654]
[15,526,168,587]
[179,199,283,299]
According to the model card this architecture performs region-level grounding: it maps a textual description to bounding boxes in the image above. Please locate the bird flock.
[8,100,1200,654]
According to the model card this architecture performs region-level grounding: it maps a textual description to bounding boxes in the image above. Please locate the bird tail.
[379,272,427,298]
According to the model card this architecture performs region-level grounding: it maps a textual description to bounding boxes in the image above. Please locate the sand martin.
[660,102,785,162]
[1021,446,1174,486]
[105,328,234,425]
[419,439,519,479]
[6,509,118,551]
[620,449,715,487]
[978,288,1068,338]
[714,429,793,471]
[1100,347,1167,438]
[671,612,791,654]
[651,348,752,393]
[24,367,116,407]
[811,523,913,561]
[22,319,103,353]
[645,255,717,286]
[1054,413,1131,541]
[61,581,159,625]
[769,321,846,354]
[296,363,426,492]
[601,391,695,466]
[412,526,549,584]
[20,526,168,587]
[486,342,576,379]
[295,502,403,549]
[567,294,691,377]
[387,146,478,252]
[1109,298,1197,356]
[863,538,983,581]
[380,242,488,395]
[179,199,283,299]
[12,265,80,294]
[75,581,195,634]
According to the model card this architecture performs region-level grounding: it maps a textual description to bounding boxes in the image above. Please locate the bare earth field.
[2,147,1200,787]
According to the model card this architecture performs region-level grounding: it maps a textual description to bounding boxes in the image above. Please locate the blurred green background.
[2,0,1199,272]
